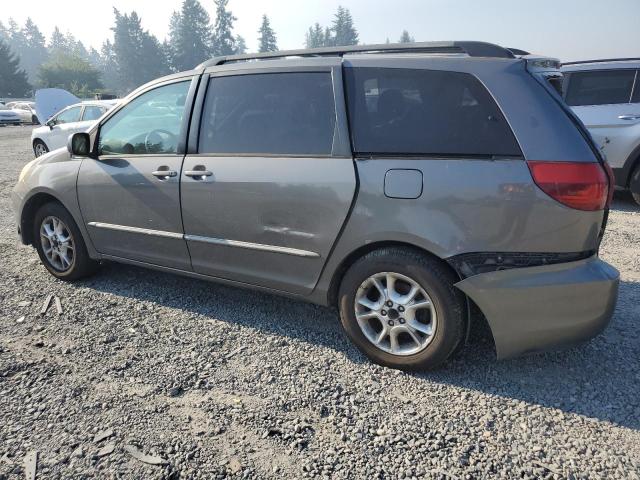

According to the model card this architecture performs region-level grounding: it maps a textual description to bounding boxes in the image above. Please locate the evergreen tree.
[324,26,334,47]
[211,0,237,56]
[111,9,169,93]
[22,20,48,79]
[0,39,31,97]
[49,27,70,56]
[331,6,358,46]
[234,35,247,54]
[305,23,325,49]
[98,40,119,93]
[257,15,277,53]
[399,30,415,43]
[167,0,212,72]
[0,21,9,42]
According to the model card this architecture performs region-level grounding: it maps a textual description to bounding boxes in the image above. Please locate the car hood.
[35,88,80,124]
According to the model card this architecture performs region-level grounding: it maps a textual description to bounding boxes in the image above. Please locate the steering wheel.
[144,129,177,153]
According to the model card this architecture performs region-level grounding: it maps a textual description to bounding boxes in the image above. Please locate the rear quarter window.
[565,70,636,106]
[344,67,521,157]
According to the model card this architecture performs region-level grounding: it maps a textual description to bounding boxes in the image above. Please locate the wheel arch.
[20,192,70,246]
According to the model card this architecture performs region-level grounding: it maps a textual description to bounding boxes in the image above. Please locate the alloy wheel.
[354,271,437,356]
[40,216,75,272]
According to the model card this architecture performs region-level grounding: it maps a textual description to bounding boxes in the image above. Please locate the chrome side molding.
[87,222,183,239]
[87,222,320,258]
[184,234,320,258]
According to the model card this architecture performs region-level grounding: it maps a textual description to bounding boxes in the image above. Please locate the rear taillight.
[526,161,609,211]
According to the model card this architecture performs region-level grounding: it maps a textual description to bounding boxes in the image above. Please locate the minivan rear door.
[181,61,355,295]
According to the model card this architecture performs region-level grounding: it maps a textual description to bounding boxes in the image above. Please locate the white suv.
[31,100,117,157]
[562,59,640,205]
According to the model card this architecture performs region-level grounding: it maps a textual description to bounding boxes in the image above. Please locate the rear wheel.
[338,248,465,370]
[631,165,640,206]
[33,140,48,157]
[33,202,97,281]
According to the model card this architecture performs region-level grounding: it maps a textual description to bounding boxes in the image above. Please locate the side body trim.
[87,222,319,258]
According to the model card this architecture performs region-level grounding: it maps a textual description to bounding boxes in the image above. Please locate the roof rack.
[197,41,515,68]
[563,57,640,66]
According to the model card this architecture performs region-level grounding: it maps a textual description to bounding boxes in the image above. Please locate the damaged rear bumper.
[455,256,619,359]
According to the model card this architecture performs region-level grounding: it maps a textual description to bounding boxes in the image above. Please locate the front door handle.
[618,114,640,121]
[152,169,178,180]
[184,169,213,179]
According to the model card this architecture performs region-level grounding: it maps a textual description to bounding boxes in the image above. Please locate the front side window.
[565,70,636,106]
[98,81,190,155]
[345,67,521,157]
[54,106,81,124]
[199,72,336,155]
[82,105,105,121]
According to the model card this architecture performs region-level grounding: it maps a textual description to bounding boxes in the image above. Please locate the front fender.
[12,149,98,258]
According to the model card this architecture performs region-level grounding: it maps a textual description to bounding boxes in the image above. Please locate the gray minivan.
[12,42,619,369]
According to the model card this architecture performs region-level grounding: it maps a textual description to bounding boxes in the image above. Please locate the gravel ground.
[0,125,639,480]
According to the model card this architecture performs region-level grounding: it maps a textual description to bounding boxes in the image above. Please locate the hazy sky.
[2,0,639,62]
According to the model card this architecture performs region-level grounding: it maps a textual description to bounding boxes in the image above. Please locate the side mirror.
[68,132,92,157]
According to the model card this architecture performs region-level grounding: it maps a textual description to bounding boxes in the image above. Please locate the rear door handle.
[152,169,177,179]
[184,170,213,179]
[618,114,640,120]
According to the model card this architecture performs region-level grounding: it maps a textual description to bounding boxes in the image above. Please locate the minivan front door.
[181,69,355,294]
[78,79,194,270]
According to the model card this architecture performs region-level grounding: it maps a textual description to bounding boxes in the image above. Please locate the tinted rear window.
[565,70,635,106]
[633,71,640,103]
[345,67,521,157]
[199,72,336,155]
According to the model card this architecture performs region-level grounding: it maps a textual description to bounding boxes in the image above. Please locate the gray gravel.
[1,125,639,479]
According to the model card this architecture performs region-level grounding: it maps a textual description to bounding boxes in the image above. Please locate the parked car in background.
[562,59,640,205]
[13,42,619,370]
[31,100,117,157]
[5,101,39,124]
[0,103,21,126]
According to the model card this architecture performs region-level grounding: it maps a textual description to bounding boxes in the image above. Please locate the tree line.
[0,1,416,98]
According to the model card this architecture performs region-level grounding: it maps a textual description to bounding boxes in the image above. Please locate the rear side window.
[565,70,635,106]
[345,67,521,157]
[632,71,640,103]
[199,72,336,155]
[82,105,105,121]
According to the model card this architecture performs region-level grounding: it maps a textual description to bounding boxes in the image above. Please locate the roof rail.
[196,41,515,69]
[563,57,640,66]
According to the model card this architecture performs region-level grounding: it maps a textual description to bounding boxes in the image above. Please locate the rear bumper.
[455,256,619,359]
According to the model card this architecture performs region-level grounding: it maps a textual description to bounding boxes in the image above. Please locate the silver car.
[562,59,640,205]
[12,42,620,370]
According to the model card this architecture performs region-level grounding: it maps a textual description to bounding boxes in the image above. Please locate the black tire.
[338,247,465,370]
[33,202,98,281]
[33,139,49,157]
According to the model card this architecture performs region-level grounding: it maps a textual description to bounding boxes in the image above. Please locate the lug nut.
[388,320,394,326]
[381,310,387,316]
[398,306,405,312]
[399,318,405,324]
[386,300,393,307]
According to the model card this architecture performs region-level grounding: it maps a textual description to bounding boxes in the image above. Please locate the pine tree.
[234,35,247,54]
[9,18,48,84]
[167,0,212,72]
[324,27,334,47]
[399,30,415,43]
[48,27,73,58]
[331,6,358,46]
[98,39,119,93]
[257,15,277,53]
[111,9,169,93]
[211,0,237,56]
[0,39,31,97]
[305,23,325,49]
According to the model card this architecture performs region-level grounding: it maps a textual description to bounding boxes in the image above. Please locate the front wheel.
[338,248,465,370]
[33,140,48,157]
[33,202,97,281]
